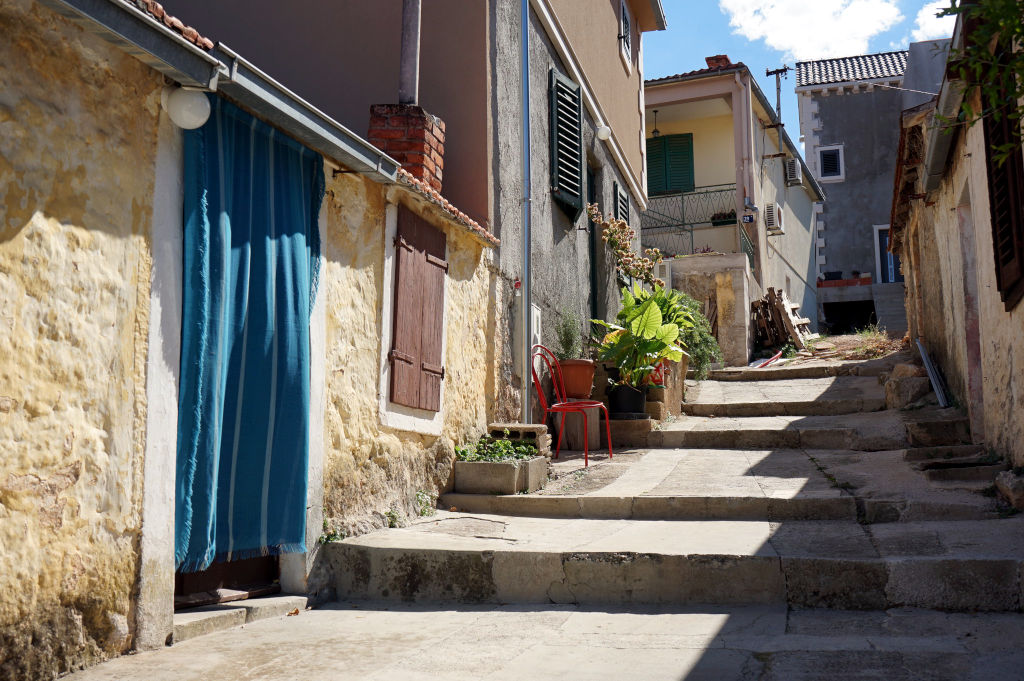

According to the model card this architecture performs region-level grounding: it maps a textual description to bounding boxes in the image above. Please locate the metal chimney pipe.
[398,0,422,105]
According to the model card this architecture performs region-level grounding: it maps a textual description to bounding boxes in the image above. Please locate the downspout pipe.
[520,0,533,423]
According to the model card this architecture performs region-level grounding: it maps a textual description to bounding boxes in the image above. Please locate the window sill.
[619,47,633,76]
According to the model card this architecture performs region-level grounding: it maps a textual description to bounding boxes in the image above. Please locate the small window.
[818,145,844,181]
[614,181,629,225]
[619,1,632,65]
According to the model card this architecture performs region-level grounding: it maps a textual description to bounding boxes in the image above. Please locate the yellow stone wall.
[0,1,161,676]
[320,173,497,536]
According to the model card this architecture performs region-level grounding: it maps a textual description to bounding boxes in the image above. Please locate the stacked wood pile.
[751,288,819,350]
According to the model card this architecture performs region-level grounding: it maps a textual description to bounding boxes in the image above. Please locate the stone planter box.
[453,456,548,495]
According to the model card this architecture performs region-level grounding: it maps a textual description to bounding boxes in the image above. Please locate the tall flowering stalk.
[587,203,664,288]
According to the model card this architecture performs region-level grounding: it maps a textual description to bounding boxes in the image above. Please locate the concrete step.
[651,412,910,451]
[903,444,987,462]
[706,351,915,381]
[683,377,886,418]
[324,513,1024,611]
[172,594,307,644]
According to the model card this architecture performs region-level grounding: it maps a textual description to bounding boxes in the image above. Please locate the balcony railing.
[640,183,754,269]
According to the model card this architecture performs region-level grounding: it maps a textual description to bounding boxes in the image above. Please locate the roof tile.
[395,168,499,247]
[796,51,908,87]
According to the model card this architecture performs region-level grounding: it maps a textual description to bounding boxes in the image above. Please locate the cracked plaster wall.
[319,173,497,543]
[0,1,160,677]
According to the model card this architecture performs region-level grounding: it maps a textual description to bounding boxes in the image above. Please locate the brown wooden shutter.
[982,55,1024,311]
[389,207,447,411]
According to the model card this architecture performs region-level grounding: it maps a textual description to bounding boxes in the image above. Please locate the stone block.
[645,400,668,421]
[453,457,548,495]
[647,387,667,403]
[885,377,932,409]
[996,470,1024,509]
[603,418,653,448]
[782,558,888,610]
[891,363,928,379]
[906,418,972,447]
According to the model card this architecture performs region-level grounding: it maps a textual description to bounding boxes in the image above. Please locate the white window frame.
[817,144,845,182]
[618,0,633,73]
[377,200,447,435]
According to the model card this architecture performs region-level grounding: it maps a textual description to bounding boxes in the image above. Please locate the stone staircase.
[324,360,1021,613]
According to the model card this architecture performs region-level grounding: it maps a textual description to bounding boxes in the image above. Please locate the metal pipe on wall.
[398,0,421,105]
[520,0,532,423]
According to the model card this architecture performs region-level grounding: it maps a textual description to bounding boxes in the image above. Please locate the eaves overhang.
[40,0,399,184]
[923,15,966,193]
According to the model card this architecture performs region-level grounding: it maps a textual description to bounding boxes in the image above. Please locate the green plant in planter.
[455,430,538,462]
[554,309,583,361]
[593,292,686,389]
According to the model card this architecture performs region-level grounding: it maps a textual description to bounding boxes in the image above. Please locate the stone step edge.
[680,399,887,417]
[327,543,1024,612]
[439,493,998,524]
[172,594,308,644]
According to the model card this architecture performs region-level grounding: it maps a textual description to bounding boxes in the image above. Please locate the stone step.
[903,444,987,462]
[651,412,910,451]
[172,594,307,644]
[324,513,1024,611]
[683,377,886,418]
[706,352,914,381]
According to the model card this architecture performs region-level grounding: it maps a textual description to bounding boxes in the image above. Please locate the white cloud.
[718,0,904,61]
[911,1,955,41]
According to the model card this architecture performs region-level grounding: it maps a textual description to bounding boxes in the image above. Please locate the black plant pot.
[608,384,647,415]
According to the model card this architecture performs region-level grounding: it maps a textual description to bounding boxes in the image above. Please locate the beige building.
[890,17,1024,471]
[1,0,500,676]
[642,57,824,365]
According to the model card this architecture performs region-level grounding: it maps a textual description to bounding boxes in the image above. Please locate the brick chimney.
[368,104,445,193]
[705,55,732,69]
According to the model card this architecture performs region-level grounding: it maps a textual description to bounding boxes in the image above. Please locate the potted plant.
[623,283,722,380]
[710,209,737,226]
[453,430,546,495]
[554,309,595,399]
[594,288,687,415]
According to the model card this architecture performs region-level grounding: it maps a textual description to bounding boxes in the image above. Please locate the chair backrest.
[531,344,568,414]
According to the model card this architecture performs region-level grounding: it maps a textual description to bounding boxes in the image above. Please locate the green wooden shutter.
[614,182,629,225]
[646,136,667,195]
[665,134,695,193]
[549,69,584,220]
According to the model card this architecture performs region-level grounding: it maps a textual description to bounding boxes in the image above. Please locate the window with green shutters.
[646,133,695,195]
[549,69,584,220]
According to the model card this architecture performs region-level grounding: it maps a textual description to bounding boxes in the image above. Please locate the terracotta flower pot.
[559,359,596,399]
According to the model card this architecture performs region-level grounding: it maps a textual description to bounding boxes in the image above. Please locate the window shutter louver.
[390,207,447,411]
[665,134,695,194]
[646,136,667,195]
[820,149,842,177]
[620,4,631,57]
[983,107,1024,310]
[614,182,629,224]
[549,69,584,220]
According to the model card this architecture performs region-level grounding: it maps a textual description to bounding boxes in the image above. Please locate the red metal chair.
[531,344,613,467]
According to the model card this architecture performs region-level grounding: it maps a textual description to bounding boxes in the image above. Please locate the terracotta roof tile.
[796,51,907,87]
[119,0,214,50]
[646,62,746,85]
[395,169,498,247]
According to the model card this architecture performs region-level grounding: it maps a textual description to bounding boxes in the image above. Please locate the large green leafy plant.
[645,288,721,380]
[593,285,687,389]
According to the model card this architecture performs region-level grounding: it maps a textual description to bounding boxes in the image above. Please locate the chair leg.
[600,404,613,459]
[555,412,566,459]
[582,410,589,467]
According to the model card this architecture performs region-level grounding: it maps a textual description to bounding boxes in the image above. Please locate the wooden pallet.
[751,288,819,349]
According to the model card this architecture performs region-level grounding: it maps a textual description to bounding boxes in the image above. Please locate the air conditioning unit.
[784,158,803,187]
[765,202,785,235]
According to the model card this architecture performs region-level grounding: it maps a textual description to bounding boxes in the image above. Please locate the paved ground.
[69,602,1024,680]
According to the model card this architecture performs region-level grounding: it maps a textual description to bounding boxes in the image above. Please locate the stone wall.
[900,95,1024,464]
[319,174,497,538]
[670,253,752,366]
[0,0,161,676]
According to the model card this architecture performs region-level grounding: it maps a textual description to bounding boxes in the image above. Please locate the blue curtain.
[175,96,324,572]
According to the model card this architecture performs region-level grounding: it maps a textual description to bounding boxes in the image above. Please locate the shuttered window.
[983,88,1024,311]
[645,134,694,195]
[613,181,629,224]
[549,69,584,220]
[389,207,447,411]
[619,1,632,61]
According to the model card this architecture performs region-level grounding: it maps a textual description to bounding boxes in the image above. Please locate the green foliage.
[780,343,797,359]
[593,284,688,388]
[384,508,402,528]
[938,1,1024,165]
[554,309,583,361]
[317,518,346,544]
[455,429,538,462]
[415,489,437,517]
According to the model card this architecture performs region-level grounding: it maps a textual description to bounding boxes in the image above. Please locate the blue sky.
[643,0,956,153]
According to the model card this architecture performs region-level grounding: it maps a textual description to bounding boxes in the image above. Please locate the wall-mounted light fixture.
[161,86,211,130]
[595,125,611,141]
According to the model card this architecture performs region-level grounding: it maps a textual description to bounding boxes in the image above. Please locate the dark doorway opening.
[174,555,280,610]
[823,300,877,334]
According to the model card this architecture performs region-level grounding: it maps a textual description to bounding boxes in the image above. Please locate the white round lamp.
[595,125,611,141]
[162,86,211,130]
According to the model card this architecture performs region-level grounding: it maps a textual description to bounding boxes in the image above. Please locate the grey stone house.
[795,50,909,334]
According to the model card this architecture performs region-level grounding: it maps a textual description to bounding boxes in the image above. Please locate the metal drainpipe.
[520,0,533,424]
[398,0,422,105]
